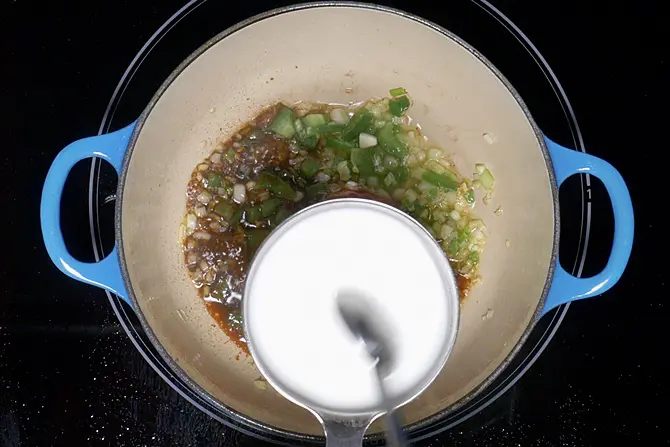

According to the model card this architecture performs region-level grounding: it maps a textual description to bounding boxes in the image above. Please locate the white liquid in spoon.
[244,201,459,415]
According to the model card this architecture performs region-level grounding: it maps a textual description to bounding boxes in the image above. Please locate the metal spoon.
[336,289,409,447]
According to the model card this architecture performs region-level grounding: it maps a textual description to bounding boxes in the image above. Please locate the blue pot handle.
[542,138,634,316]
[40,122,137,307]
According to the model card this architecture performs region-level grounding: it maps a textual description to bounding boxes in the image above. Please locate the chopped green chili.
[257,172,297,200]
[389,96,410,116]
[341,109,373,141]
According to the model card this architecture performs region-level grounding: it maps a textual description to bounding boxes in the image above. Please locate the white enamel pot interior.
[49,2,629,442]
[118,4,555,437]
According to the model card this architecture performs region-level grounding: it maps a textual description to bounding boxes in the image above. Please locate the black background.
[0,1,666,446]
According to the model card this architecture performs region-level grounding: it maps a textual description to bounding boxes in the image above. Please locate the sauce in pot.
[181,90,492,354]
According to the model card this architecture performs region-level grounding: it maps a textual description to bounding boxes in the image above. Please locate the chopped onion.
[449,210,461,221]
[330,108,349,124]
[392,188,406,201]
[359,132,377,149]
[186,213,197,231]
[233,184,246,204]
[315,172,331,183]
[445,191,458,205]
[418,181,433,192]
[210,152,222,164]
[186,252,197,265]
[428,148,442,160]
[345,181,358,190]
[411,167,426,180]
[367,176,379,188]
[475,163,486,175]
[337,161,351,181]
[440,224,454,239]
[194,206,207,218]
[197,191,212,205]
[193,231,211,240]
[294,191,305,202]
[375,189,391,199]
[178,223,185,243]
[383,156,399,170]
[197,163,209,172]
[404,189,418,203]
[209,221,221,231]
[384,172,396,187]
[246,181,256,190]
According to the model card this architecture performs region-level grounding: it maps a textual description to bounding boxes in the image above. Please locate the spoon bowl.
[243,199,460,446]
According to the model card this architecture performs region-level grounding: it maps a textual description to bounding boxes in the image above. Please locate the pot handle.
[40,122,137,306]
[541,138,633,315]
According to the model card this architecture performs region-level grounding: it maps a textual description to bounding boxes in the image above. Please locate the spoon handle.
[384,409,408,447]
[319,415,373,447]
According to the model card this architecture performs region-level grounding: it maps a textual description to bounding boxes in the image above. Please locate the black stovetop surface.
[1,1,665,446]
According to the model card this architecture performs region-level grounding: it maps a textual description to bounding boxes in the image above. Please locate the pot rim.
[115,1,559,442]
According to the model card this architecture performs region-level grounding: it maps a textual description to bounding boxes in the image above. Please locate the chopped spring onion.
[229,208,243,228]
[245,206,262,223]
[247,229,269,257]
[206,172,221,188]
[306,183,328,199]
[325,137,354,151]
[389,87,407,96]
[269,107,296,138]
[478,167,495,190]
[214,202,235,220]
[301,157,320,179]
[466,189,475,205]
[350,147,375,177]
[341,109,373,141]
[359,132,378,149]
[318,122,346,134]
[301,113,327,128]
[421,170,459,191]
[389,96,410,116]
[260,198,282,217]
[256,172,297,200]
[224,148,236,163]
[274,207,291,224]
[305,183,328,199]
[377,123,407,158]
[424,160,447,174]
